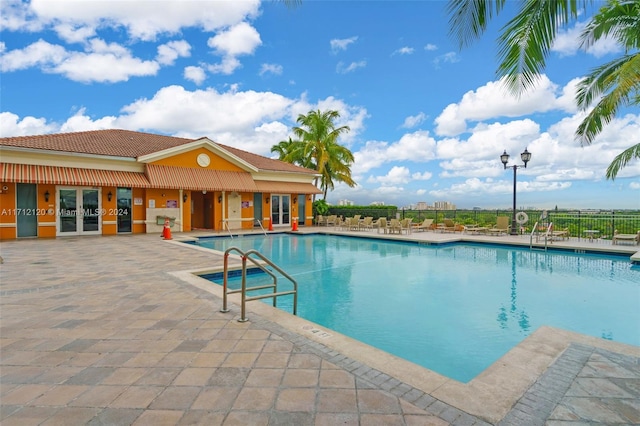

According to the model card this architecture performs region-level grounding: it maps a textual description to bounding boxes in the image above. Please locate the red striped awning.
[254,180,322,194]
[0,163,151,187]
[145,164,257,192]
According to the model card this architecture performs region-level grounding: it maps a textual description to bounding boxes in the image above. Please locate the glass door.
[57,187,102,235]
[270,195,290,226]
[117,187,132,233]
[82,189,99,232]
[16,183,38,237]
[59,188,78,233]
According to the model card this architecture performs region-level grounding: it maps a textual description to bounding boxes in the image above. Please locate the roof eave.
[0,145,137,162]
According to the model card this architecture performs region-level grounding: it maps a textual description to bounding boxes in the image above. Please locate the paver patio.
[1,231,638,425]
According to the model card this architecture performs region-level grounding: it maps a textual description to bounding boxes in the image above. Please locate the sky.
[1,0,639,210]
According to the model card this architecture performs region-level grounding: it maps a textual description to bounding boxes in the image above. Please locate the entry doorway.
[297,195,306,226]
[16,183,38,237]
[117,187,132,233]
[57,187,102,236]
[227,192,241,229]
[191,191,214,229]
[270,195,290,226]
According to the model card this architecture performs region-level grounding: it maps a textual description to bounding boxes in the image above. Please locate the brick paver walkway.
[1,233,638,425]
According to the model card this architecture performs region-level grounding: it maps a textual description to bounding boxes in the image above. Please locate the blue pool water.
[191,233,640,383]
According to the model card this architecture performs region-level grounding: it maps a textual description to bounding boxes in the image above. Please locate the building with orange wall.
[0,129,321,240]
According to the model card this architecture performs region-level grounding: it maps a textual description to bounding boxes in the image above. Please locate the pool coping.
[169,236,640,424]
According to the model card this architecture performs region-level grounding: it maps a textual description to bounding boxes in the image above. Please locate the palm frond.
[447,0,508,48]
[576,53,640,144]
[497,0,585,96]
[606,143,640,179]
[580,0,640,50]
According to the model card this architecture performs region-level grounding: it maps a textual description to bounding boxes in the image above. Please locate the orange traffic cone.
[292,218,298,231]
[268,218,273,231]
[162,217,172,240]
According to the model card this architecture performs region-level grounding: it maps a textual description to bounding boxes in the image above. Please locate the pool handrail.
[222,220,234,239]
[254,219,267,236]
[530,221,552,251]
[220,247,297,322]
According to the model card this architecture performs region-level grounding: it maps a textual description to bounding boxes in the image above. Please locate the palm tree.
[275,109,356,200]
[447,0,640,178]
[271,137,311,168]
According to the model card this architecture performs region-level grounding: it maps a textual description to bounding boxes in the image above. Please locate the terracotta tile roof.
[0,129,317,175]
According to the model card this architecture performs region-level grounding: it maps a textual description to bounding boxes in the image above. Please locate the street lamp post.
[500,148,532,235]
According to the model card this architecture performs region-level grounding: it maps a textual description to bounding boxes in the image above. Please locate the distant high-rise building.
[370,201,385,206]
[338,199,354,206]
[434,201,456,210]
[415,201,429,210]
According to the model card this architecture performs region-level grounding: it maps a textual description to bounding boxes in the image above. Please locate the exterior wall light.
[107,191,113,202]
[265,196,269,204]
[218,195,222,203]
[183,193,188,203]
[44,190,50,202]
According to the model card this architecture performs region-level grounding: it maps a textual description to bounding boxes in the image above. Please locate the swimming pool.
[191,233,639,383]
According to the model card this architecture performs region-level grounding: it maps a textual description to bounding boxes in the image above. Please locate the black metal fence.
[325,207,640,241]
[400,209,640,240]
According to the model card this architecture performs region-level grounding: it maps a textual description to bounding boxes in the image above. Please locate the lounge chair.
[325,215,338,227]
[388,218,402,234]
[316,215,326,226]
[400,218,413,234]
[488,216,510,235]
[463,224,487,235]
[612,230,640,245]
[412,218,434,232]
[549,227,569,241]
[359,216,374,231]
[342,217,359,231]
[436,219,457,233]
[376,217,388,234]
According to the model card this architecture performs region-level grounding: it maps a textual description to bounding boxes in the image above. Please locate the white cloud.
[56,46,160,83]
[0,111,56,136]
[368,166,432,186]
[24,0,261,41]
[207,22,261,56]
[432,51,459,67]
[207,22,261,74]
[434,76,576,136]
[184,66,206,85]
[259,63,283,76]
[207,56,241,75]
[59,108,117,133]
[354,130,437,174]
[0,39,67,72]
[429,177,572,199]
[552,21,622,58]
[0,38,161,82]
[156,40,191,66]
[53,23,96,44]
[330,36,358,53]
[393,46,414,56]
[336,60,366,74]
[401,112,427,129]
[424,43,437,51]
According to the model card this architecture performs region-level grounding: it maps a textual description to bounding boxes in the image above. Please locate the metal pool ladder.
[529,221,552,251]
[220,247,297,322]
